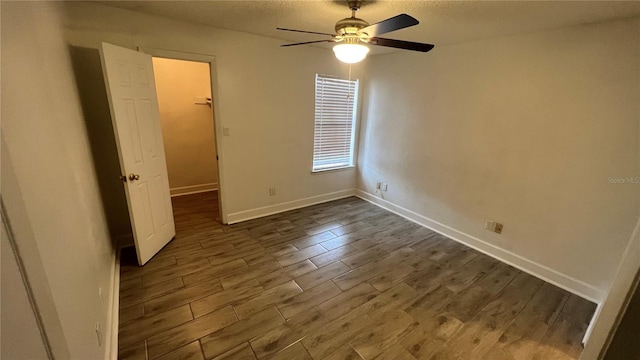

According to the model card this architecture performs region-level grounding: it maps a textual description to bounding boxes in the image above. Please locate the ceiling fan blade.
[281,40,335,47]
[359,14,419,37]
[277,27,335,37]
[368,37,434,52]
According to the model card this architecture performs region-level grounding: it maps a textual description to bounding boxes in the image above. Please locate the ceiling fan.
[277,0,434,64]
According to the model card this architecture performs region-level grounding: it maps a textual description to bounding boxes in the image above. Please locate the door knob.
[128,173,140,181]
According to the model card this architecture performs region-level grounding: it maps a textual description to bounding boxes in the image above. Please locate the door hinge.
[120,175,127,182]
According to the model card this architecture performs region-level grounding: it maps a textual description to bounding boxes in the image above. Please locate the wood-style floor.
[118,191,596,360]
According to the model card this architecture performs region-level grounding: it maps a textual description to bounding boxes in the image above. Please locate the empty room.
[2,1,640,360]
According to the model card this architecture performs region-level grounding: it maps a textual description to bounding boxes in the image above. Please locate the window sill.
[311,165,356,174]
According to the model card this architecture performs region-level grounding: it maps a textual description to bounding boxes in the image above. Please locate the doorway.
[151,56,222,223]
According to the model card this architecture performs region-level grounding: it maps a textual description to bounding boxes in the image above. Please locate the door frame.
[581,216,640,359]
[140,46,228,224]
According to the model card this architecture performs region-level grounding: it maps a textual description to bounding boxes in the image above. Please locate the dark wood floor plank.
[257,260,317,289]
[200,307,285,359]
[209,243,265,267]
[330,220,372,237]
[141,258,211,287]
[341,246,389,268]
[498,320,549,360]
[120,276,142,292]
[182,258,248,287]
[211,342,256,360]
[277,280,343,319]
[319,226,386,251]
[368,262,415,292]
[361,282,419,318]
[399,312,463,357]
[119,303,144,325]
[517,283,571,326]
[118,192,594,360]
[309,245,358,268]
[155,341,204,360]
[301,306,373,359]
[174,242,236,265]
[147,306,238,359]
[562,294,598,324]
[348,310,417,359]
[405,284,457,320]
[306,222,343,236]
[375,343,418,360]
[118,340,147,360]
[233,280,303,319]
[267,342,312,360]
[120,277,185,306]
[119,305,193,347]
[250,307,328,358]
[292,231,337,249]
[219,261,281,289]
[143,278,223,316]
[323,344,365,360]
[294,260,350,290]
[441,255,499,294]
[276,244,326,267]
[333,248,417,291]
[476,262,521,295]
[121,253,178,281]
[531,312,588,360]
[445,285,495,322]
[317,282,379,321]
[190,279,264,318]
[267,243,298,255]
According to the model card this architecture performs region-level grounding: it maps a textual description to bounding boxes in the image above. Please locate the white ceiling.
[98,0,640,54]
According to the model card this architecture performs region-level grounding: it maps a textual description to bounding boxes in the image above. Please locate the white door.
[100,42,175,265]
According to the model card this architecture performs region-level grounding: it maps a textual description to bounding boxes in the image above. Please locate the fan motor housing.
[335,17,369,35]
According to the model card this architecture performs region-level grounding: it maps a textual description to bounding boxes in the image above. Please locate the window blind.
[313,74,359,172]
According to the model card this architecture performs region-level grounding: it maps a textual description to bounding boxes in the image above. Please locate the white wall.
[152,57,218,195]
[61,2,363,223]
[1,2,117,359]
[357,18,640,301]
[1,219,49,360]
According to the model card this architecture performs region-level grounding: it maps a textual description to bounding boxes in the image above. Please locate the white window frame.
[312,74,359,172]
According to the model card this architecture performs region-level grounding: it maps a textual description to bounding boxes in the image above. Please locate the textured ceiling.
[98,0,640,54]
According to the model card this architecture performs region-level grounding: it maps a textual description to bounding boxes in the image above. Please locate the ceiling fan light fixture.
[333,43,369,64]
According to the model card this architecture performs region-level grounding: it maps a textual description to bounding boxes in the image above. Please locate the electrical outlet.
[95,322,102,347]
[269,187,276,196]
[485,220,495,231]
[382,183,388,191]
[223,127,230,136]
[485,220,503,234]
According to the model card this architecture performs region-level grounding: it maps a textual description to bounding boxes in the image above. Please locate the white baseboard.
[355,189,604,303]
[170,183,218,197]
[226,189,356,224]
[104,243,121,360]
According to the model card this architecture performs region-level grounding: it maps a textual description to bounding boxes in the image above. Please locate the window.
[312,74,359,172]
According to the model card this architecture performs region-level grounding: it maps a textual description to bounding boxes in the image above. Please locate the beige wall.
[152,57,218,195]
[357,18,640,301]
[1,2,117,359]
[62,2,362,223]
